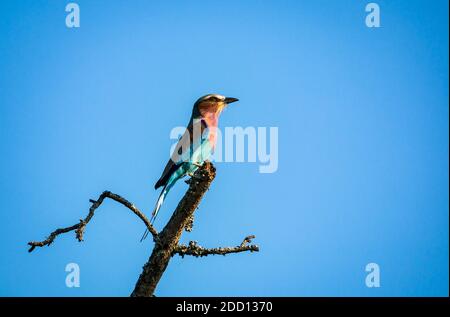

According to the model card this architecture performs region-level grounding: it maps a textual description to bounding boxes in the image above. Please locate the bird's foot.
[185,172,203,184]
[185,173,194,184]
[192,162,203,167]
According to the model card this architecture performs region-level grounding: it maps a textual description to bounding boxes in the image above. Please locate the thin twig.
[173,235,259,258]
[27,191,158,252]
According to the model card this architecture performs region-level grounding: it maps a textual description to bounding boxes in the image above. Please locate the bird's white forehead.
[197,94,226,103]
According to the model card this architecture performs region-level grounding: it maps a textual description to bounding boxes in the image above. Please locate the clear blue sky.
[0,0,448,296]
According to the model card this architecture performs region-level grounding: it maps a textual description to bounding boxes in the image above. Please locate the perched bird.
[141,94,239,240]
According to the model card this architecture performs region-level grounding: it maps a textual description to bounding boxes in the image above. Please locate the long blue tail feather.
[140,183,171,241]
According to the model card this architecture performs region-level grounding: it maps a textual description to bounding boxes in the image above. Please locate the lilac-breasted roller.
[141,94,238,240]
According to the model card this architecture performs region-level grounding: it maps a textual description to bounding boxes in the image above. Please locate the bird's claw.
[186,173,203,183]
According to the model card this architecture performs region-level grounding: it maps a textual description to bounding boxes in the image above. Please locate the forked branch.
[28,162,259,296]
[27,191,158,252]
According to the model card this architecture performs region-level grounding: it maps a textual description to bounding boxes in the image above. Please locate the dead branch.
[130,162,220,296]
[173,235,259,257]
[28,162,259,296]
[27,191,158,252]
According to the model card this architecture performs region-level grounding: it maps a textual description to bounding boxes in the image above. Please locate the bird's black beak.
[224,97,239,104]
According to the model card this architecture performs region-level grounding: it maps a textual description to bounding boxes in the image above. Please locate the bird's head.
[192,94,239,118]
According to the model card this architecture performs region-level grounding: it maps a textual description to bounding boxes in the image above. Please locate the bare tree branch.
[173,235,259,258]
[131,162,221,297]
[28,162,259,296]
[27,191,158,252]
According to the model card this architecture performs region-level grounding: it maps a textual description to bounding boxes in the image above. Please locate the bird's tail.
[151,185,168,223]
[140,184,169,242]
